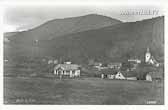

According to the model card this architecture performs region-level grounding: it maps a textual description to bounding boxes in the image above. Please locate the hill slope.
[4,16,164,64]
[5,14,121,42]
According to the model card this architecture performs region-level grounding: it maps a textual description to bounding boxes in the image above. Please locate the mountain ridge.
[6,14,122,42]
[4,15,164,64]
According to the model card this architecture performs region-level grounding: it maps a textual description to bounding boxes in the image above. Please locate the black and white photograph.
[3,2,165,106]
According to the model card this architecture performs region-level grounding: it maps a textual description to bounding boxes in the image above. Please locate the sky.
[3,5,164,32]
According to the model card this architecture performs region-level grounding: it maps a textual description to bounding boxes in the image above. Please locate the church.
[145,48,159,67]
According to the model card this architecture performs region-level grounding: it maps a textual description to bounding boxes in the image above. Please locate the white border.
[0,1,166,6]
[0,1,168,110]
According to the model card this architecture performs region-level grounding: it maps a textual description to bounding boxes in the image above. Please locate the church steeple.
[145,47,151,63]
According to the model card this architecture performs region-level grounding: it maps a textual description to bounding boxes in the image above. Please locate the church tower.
[145,47,151,63]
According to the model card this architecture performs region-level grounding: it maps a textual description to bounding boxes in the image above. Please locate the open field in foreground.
[4,77,164,105]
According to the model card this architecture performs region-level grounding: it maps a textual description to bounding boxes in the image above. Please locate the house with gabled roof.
[115,71,125,79]
[101,68,138,80]
[54,62,80,78]
[100,69,126,80]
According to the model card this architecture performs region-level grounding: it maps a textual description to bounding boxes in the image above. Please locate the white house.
[146,73,152,81]
[115,71,126,80]
[101,70,138,80]
[100,73,116,79]
[128,59,141,64]
[54,62,80,78]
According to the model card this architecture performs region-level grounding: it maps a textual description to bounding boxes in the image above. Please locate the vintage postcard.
[1,0,167,108]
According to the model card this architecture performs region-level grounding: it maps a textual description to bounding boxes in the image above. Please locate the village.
[3,47,164,104]
[3,10,164,104]
[47,47,163,82]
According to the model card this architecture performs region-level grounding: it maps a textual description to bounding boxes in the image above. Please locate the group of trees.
[134,63,157,80]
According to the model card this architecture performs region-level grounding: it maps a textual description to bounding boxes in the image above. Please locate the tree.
[100,68,118,75]
[121,62,133,71]
[135,63,157,80]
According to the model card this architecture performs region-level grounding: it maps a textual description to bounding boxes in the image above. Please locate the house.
[128,58,141,64]
[100,69,126,80]
[54,62,80,78]
[101,73,116,79]
[145,71,162,81]
[94,62,102,67]
[93,62,103,70]
[145,73,152,81]
[100,67,139,80]
[115,71,126,80]
[107,62,122,69]
[100,68,117,79]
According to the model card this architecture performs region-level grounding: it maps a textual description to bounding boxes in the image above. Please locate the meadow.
[4,77,164,105]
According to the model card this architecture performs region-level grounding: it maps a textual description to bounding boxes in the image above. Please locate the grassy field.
[4,77,164,105]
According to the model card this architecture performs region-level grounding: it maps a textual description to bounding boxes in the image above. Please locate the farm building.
[100,69,126,80]
[54,62,80,78]
[101,69,137,80]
